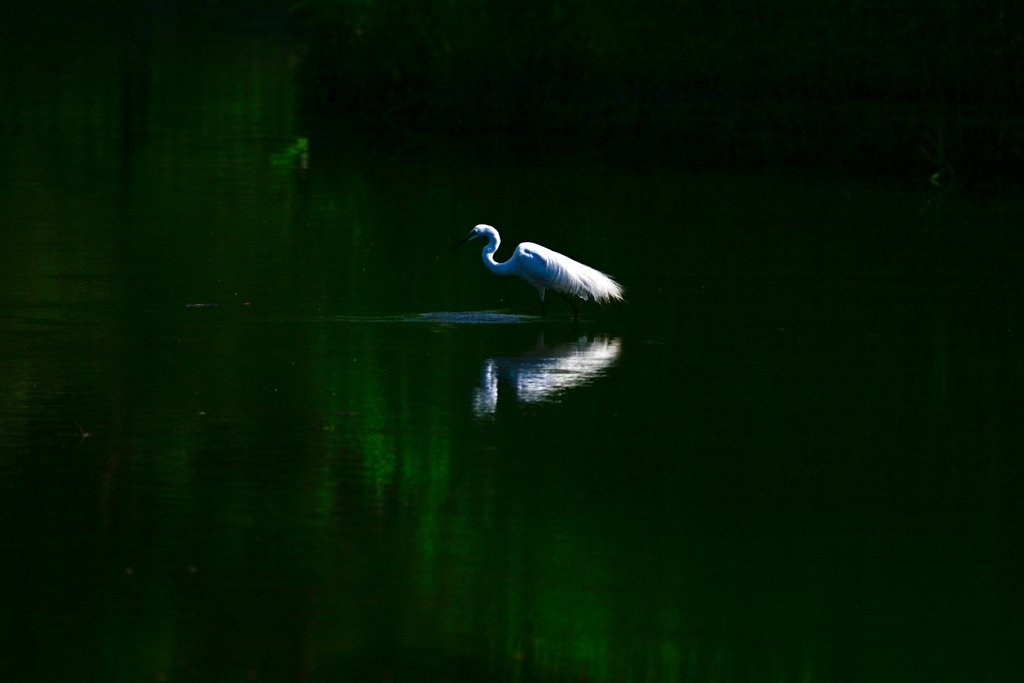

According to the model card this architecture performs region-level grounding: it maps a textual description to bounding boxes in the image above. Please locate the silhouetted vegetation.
[298,0,1024,180]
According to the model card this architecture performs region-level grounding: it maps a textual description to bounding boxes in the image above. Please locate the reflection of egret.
[452,224,624,321]
[473,335,622,417]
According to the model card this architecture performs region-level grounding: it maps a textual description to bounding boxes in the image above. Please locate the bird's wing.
[516,243,624,303]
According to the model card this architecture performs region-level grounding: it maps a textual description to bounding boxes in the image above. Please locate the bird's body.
[453,224,624,320]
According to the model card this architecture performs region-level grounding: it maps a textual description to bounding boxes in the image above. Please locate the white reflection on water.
[473,334,622,417]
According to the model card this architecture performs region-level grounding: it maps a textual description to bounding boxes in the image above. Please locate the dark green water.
[1,7,1022,683]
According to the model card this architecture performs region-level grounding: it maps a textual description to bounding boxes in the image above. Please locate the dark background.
[296,0,1023,185]
[7,0,1022,184]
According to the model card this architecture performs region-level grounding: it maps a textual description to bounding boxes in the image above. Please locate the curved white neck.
[479,228,517,276]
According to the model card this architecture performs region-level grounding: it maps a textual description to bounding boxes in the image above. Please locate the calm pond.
[1,6,1021,683]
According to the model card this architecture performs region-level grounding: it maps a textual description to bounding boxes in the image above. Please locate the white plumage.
[453,224,624,320]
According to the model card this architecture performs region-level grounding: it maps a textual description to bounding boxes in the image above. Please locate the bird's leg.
[558,292,580,322]
[538,289,547,319]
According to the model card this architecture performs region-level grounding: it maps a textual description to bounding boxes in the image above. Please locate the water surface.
[1,6,1022,682]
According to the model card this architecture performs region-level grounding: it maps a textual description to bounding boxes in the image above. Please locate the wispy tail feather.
[518,242,625,304]
[561,261,624,304]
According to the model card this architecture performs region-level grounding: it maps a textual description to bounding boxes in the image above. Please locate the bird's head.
[451,224,493,251]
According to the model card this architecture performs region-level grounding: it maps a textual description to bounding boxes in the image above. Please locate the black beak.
[450,231,474,252]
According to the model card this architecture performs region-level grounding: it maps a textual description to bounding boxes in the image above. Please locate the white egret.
[452,224,624,321]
